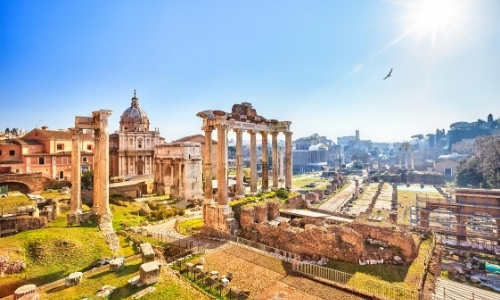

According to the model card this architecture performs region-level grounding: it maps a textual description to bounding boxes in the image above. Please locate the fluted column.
[285,131,293,190]
[271,132,279,188]
[203,128,214,204]
[248,130,257,193]
[235,129,244,197]
[260,131,269,191]
[217,124,228,207]
[92,129,101,212]
[69,128,83,215]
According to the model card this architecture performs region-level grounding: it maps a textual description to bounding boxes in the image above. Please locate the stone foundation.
[202,204,239,235]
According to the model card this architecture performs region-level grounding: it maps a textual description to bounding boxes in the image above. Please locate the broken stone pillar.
[203,128,214,204]
[261,131,269,191]
[235,129,244,198]
[249,130,257,194]
[285,131,293,190]
[271,132,279,188]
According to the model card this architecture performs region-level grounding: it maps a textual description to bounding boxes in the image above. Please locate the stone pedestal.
[202,204,239,236]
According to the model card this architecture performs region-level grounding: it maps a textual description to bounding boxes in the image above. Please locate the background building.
[109,92,163,178]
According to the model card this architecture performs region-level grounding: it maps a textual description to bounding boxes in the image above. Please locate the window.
[57,144,64,150]
[82,156,88,163]
[39,157,45,165]
[9,150,15,156]
[87,145,92,151]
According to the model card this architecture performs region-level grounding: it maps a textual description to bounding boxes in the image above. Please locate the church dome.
[119,91,150,132]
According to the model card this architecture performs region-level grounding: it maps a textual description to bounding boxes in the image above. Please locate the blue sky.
[1,0,499,143]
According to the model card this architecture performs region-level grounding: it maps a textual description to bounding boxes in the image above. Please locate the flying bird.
[383,68,393,80]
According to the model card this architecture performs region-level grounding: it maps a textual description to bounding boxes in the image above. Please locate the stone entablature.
[153,142,203,201]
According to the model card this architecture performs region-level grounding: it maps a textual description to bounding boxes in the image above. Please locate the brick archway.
[0,173,52,193]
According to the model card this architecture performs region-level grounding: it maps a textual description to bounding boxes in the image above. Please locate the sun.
[408,0,465,39]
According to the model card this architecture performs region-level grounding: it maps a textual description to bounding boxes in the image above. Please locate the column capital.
[202,125,215,132]
[68,127,83,139]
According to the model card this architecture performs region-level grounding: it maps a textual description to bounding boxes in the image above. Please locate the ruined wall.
[284,195,305,209]
[16,216,48,232]
[247,222,364,263]
[351,222,418,263]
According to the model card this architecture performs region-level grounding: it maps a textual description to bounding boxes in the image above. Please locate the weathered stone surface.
[351,222,418,263]
[15,216,48,232]
[247,223,365,263]
[254,204,268,223]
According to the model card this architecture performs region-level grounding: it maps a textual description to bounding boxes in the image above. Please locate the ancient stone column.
[271,132,279,188]
[92,129,101,212]
[235,129,244,198]
[398,148,402,168]
[97,110,112,217]
[248,130,257,193]
[203,128,214,204]
[279,147,285,188]
[261,131,269,191]
[285,131,293,190]
[411,148,415,170]
[404,148,408,169]
[217,124,228,207]
[69,128,83,215]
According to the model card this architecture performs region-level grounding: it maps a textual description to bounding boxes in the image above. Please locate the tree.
[456,157,486,187]
[81,170,94,189]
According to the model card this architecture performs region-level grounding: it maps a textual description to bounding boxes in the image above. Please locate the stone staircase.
[434,278,499,300]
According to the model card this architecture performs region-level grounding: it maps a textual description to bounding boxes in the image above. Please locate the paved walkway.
[434,278,500,300]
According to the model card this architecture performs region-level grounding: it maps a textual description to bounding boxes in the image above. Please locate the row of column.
[203,125,292,206]
[398,148,415,169]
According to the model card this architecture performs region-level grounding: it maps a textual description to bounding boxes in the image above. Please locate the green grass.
[0,193,33,212]
[292,177,330,190]
[177,218,203,235]
[37,258,208,300]
[325,236,432,293]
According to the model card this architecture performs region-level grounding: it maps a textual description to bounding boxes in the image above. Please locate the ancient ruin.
[398,142,415,169]
[196,103,292,237]
[153,142,203,202]
[66,110,119,252]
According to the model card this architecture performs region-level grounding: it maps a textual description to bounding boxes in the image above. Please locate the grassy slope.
[37,258,208,300]
[0,205,139,298]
